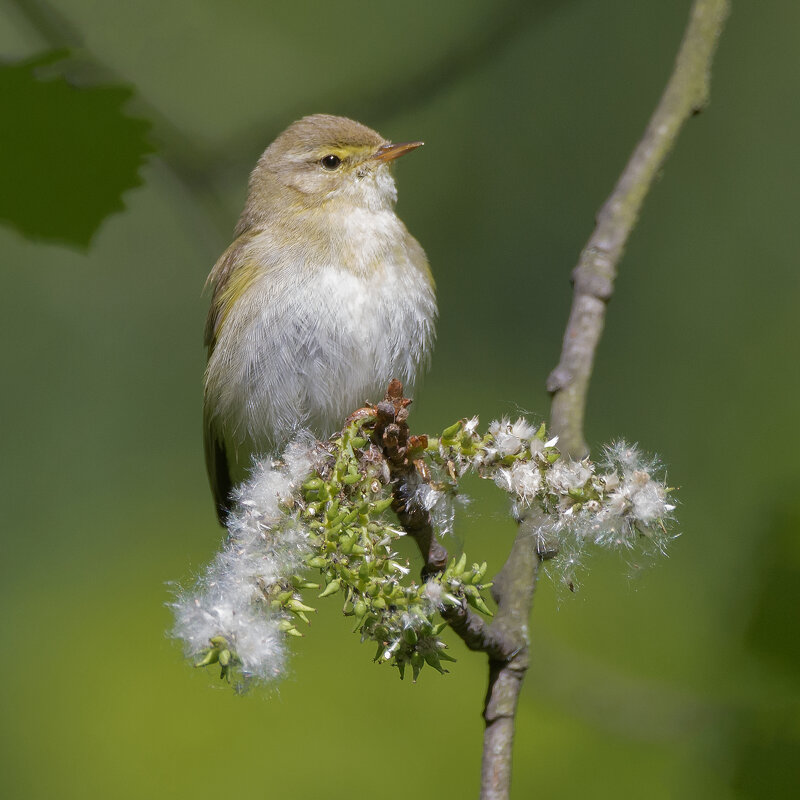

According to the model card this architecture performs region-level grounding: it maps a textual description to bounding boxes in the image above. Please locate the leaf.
[0,51,153,248]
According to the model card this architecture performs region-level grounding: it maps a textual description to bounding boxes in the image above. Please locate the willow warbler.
[203,114,437,522]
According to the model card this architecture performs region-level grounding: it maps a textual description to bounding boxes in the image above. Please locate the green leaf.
[0,51,153,248]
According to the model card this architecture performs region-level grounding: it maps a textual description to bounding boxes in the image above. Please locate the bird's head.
[239,114,423,230]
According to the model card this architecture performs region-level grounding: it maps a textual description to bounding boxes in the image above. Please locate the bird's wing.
[204,231,257,350]
[203,231,261,524]
[203,402,234,525]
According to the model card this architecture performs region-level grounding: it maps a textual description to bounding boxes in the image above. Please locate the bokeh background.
[2,1,798,797]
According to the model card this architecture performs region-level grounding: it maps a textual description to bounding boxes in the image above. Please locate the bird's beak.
[372,141,424,162]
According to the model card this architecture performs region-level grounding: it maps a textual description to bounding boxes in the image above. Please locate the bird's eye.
[320,154,342,170]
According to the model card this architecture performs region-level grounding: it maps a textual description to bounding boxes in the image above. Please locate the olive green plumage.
[203,115,436,523]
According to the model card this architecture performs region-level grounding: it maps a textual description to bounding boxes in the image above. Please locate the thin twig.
[479,2,730,797]
[548,0,731,458]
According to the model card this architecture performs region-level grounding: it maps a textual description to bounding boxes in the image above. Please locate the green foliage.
[0,51,152,248]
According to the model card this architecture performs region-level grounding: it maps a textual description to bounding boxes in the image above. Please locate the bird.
[203,114,437,524]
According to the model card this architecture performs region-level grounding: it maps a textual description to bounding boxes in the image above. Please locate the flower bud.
[194,648,220,668]
[441,420,463,440]
[423,651,447,674]
[410,652,425,682]
[402,626,418,645]
[318,579,341,598]
[371,497,393,514]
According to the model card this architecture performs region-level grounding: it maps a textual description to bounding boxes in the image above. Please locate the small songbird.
[203,114,437,523]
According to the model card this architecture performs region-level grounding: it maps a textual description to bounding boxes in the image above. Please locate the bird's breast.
[206,215,436,454]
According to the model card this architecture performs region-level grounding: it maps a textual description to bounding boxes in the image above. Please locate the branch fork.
[373,2,729,797]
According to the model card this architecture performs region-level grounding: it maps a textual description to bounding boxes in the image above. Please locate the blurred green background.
[1,0,798,797]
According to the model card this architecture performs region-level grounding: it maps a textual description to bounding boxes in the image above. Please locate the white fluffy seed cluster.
[437,419,675,574]
[473,420,673,542]
[576,440,676,548]
[171,439,321,686]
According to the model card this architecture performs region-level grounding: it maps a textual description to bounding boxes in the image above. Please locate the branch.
[371,381,514,661]
[480,512,541,800]
[547,0,731,458]
[481,2,730,797]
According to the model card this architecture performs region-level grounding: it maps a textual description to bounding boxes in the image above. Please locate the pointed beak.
[372,141,424,163]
